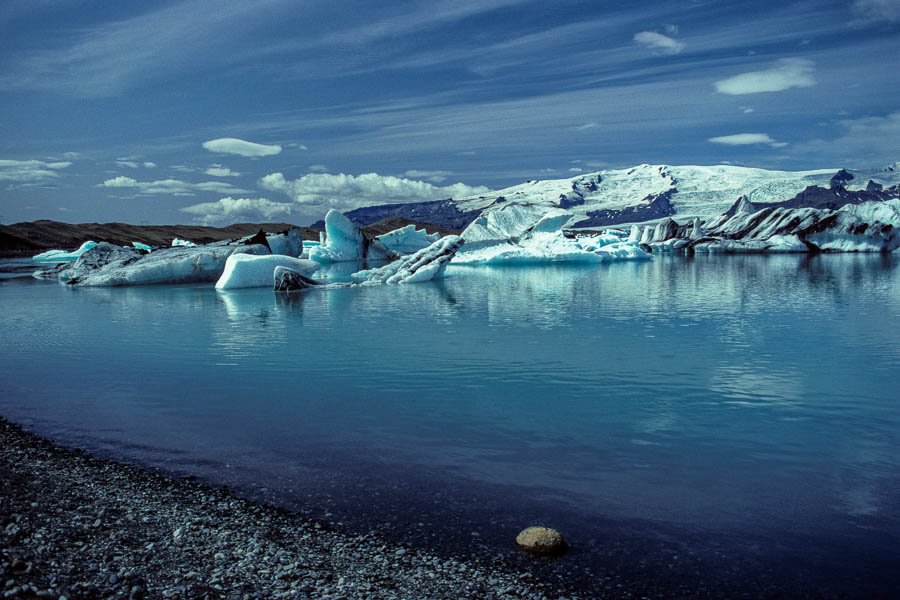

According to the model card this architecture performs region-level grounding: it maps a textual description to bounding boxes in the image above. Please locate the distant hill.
[0,220,322,257]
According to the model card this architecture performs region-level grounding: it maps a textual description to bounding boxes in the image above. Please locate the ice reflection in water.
[1,253,899,597]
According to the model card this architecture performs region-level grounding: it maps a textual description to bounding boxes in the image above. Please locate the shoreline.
[1,416,582,600]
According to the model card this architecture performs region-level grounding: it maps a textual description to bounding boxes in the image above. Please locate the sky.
[1,0,899,227]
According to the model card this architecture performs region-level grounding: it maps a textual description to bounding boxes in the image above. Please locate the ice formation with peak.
[32,241,98,261]
[308,209,396,263]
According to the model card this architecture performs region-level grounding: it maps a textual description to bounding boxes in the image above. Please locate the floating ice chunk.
[273,266,321,291]
[58,242,268,286]
[172,238,197,247]
[237,228,303,257]
[353,236,465,284]
[33,241,98,261]
[215,253,319,289]
[132,242,152,252]
[455,207,650,264]
[375,224,441,255]
[308,209,396,263]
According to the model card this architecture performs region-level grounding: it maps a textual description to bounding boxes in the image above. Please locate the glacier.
[32,241,98,261]
[452,204,651,264]
[333,162,900,231]
[215,254,319,290]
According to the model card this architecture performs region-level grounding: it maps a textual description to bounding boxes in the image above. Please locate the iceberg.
[308,209,396,263]
[352,235,464,284]
[32,241,98,261]
[172,238,197,247]
[453,204,651,264]
[215,253,319,290]
[374,224,441,255]
[132,242,152,252]
[646,199,900,254]
[52,228,306,286]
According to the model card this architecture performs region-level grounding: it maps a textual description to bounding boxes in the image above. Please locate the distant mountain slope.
[323,162,900,230]
[1,221,320,257]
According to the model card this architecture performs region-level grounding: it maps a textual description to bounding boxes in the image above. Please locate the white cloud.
[143,161,157,168]
[853,0,900,22]
[575,122,598,130]
[714,58,815,95]
[116,160,140,168]
[708,133,784,147]
[202,138,282,157]
[0,159,71,183]
[205,166,240,177]
[180,197,293,226]
[740,106,755,114]
[100,176,247,196]
[308,164,328,172]
[633,31,685,55]
[259,171,490,211]
[404,169,452,183]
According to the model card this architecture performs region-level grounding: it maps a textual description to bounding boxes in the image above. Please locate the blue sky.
[1,0,898,226]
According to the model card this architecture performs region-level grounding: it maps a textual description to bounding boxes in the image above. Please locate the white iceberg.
[374,224,441,255]
[308,209,396,263]
[353,235,464,284]
[53,228,305,286]
[215,253,319,290]
[172,238,197,247]
[132,242,152,252]
[32,241,98,261]
[453,204,651,264]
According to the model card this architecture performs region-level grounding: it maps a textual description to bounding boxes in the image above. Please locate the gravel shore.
[1,417,583,600]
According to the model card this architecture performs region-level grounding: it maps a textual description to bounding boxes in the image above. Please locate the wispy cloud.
[202,138,282,157]
[852,0,900,22]
[404,169,452,183]
[205,166,240,177]
[791,110,900,166]
[714,58,815,95]
[100,176,247,196]
[633,30,685,55]
[0,159,71,184]
[180,196,293,225]
[259,171,490,211]
[708,133,786,147]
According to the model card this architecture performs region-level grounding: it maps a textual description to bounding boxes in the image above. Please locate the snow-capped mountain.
[329,162,900,230]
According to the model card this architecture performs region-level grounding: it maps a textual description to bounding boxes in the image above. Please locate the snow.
[450,162,900,230]
[453,204,650,264]
[352,236,465,284]
[375,225,441,255]
[172,238,197,247]
[32,241,98,261]
[308,209,395,263]
[215,253,320,289]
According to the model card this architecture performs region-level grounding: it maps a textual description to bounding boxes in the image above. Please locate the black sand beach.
[0,417,584,600]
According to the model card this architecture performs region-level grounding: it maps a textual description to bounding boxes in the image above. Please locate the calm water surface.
[2,254,899,598]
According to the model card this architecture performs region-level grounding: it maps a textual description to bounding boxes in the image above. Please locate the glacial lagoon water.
[2,254,899,597]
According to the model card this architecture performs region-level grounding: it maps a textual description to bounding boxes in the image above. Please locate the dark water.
[2,254,899,598]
